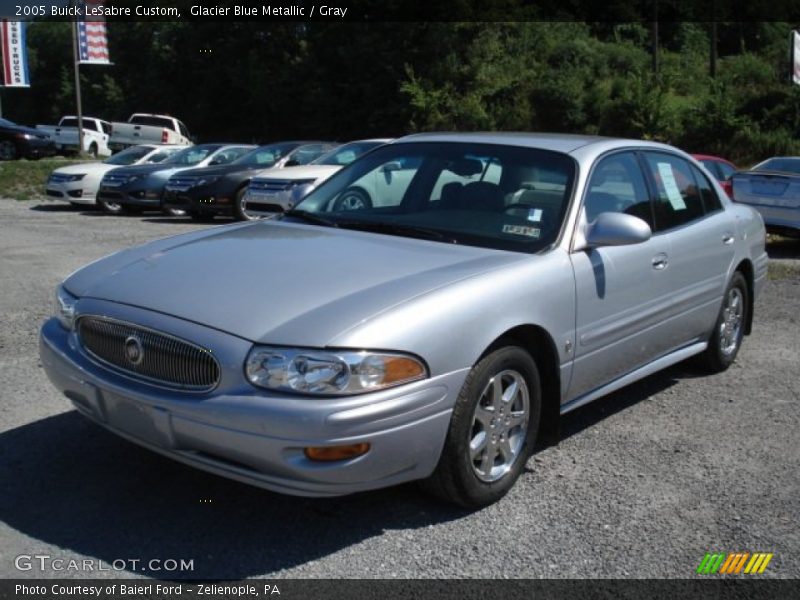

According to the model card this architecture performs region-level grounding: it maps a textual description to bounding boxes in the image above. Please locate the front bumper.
[162,188,234,215]
[46,180,96,204]
[39,304,463,497]
[21,138,57,158]
[97,185,163,207]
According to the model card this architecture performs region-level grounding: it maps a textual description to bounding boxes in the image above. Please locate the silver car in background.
[40,133,768,507]
[731,156,800,238]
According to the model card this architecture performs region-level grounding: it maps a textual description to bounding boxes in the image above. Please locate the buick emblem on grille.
[124,335,144,365]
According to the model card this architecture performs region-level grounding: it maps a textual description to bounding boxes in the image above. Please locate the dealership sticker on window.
[527,208,543,222]
[502,224,540,237]
[657,162,687,210]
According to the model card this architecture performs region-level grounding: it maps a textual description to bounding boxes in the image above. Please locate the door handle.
[722,234,735,245]
[652,253,668,270]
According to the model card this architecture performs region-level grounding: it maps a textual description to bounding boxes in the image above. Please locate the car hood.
[106,163,196,177]
[65,220,525,346]
[173,163,265,179]
[53,162,105,175]
[252,164,341,183]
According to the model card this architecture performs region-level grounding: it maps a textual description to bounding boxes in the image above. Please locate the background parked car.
[692,154,737,198]
[36,116,112,158]
[0,118,56,160]
[96,143,254,215]
[108,113,192,152]
[238,139,391,220]
[731,156,800,238]
[46,144,189,206]
[161,141,323,221]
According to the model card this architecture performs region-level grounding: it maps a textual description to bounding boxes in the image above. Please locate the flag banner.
[792,30,800,85]
[77,0,110,65]
[0,19,30,87]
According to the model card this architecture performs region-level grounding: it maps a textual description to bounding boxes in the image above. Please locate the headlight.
[16,133,35,140]
[289,181,317,206]
[53,286,77,330]
[245,346,427,395]
[197,176,220,187]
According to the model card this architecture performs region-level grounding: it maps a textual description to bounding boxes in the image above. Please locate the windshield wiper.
[282,209,339,228]
[335,220,459,244]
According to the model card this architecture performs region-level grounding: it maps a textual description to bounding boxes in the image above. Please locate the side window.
[584,152,653,227]
[700,159,721,180]
[642,152,705,231]
[178,122,190,138]
[717,162,736,180]
[690,163,723,213]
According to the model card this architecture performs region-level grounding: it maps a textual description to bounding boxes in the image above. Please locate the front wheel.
[98,198,128,215]
[423,345,541,508]
[0,140,18,161]
[696,271,749,373]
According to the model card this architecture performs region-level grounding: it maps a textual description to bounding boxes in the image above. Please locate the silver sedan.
[40,133,768,507]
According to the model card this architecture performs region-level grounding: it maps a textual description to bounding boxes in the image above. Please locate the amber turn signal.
[304,443,371,462]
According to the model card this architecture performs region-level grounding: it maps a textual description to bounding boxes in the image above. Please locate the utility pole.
[651,0,659,74]
[71,18,84,156]
[710,0,718,78]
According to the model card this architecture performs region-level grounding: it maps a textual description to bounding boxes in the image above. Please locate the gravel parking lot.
[0,199,798,579]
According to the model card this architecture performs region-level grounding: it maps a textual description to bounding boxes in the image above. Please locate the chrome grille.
[248,179,293,193]
[78,317,220,391]
[165,177,198,192]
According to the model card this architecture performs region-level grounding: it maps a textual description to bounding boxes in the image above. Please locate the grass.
[0,157,95,201]
[768,261,800,281]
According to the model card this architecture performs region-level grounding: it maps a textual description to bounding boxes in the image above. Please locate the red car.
[692,154,737,198]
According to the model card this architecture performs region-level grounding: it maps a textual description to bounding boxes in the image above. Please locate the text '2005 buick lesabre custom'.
[40,133,768,507]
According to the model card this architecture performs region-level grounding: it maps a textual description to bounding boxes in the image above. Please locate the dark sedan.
[162,141,337,220]
[96,143,255,215]
[0,118,56,160]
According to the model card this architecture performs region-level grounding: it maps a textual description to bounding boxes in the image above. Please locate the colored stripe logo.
[697,552,773,574]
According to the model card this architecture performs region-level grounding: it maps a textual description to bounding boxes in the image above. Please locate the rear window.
[129,115,175,129]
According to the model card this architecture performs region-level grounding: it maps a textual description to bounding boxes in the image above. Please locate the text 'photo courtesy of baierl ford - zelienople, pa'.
[0,1,798,599]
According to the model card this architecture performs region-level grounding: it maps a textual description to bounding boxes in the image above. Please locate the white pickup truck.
[108,114,192,152]
[35,116,112,158]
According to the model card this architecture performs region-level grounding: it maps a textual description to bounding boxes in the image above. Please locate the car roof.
[394,131,678,155]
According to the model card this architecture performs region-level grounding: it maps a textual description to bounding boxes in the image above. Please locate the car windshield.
[161,145,218,166]
[290,142,576,253]
[232,143,297,167]
[144,148,183,163]
[312,141,385,166]
[754,157,800,175]
[103,146,154,165]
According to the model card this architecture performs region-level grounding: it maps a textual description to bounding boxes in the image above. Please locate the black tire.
[422,345,541,508]
[98,198,129,215]
[0,140,19,161]
[88,143,98,159]
[162,207,187,217]
[333,187,372,211]
[696,271,749,373]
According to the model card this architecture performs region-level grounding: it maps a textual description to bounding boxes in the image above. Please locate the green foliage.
[0,158,90,200]
[4,20,800,165]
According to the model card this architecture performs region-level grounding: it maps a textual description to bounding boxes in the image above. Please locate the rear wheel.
[87,143,98,159]
[696,271,748,372]
[423,345,541,508]
[333,187,372,211]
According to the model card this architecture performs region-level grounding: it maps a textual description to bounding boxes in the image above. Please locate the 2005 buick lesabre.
[41,133,768,507]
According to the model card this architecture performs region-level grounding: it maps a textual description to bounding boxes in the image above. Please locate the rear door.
[640,151,736,348]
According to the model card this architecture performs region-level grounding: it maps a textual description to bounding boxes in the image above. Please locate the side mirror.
[382,161,402,173]
[585,212,651,248]
[285,159,300,167]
